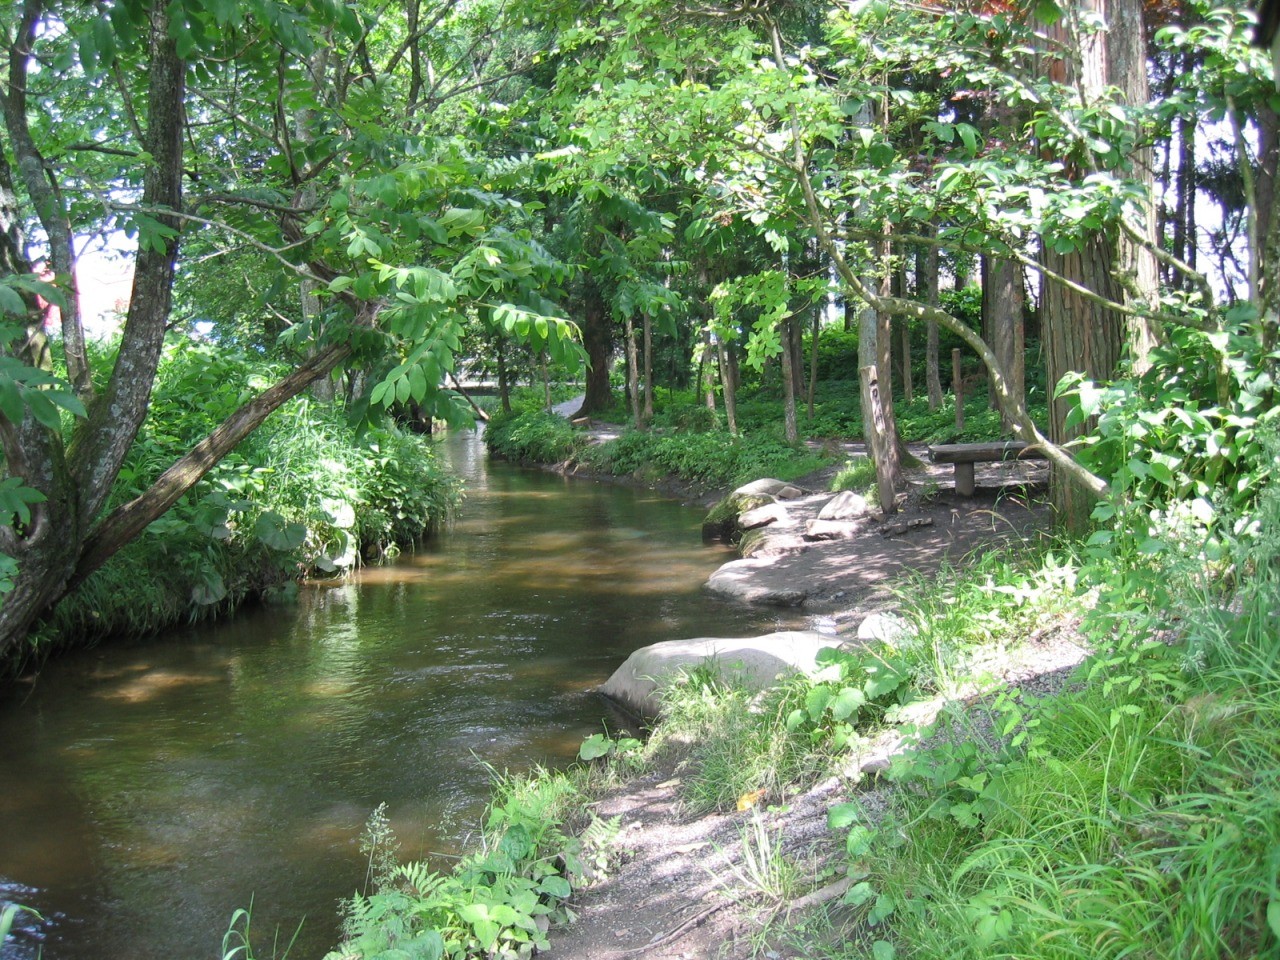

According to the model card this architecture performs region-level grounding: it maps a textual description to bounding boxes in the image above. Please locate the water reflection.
[0,431,797,960]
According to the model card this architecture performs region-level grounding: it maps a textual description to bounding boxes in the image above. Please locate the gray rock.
[739,530,809,559]
[803,519,866,542]
[707,559,809,606]
[739,502,790,530]
[818,491,874,521]
[857,611,911,645]
[598,631,842,718]
[733,478,806,500]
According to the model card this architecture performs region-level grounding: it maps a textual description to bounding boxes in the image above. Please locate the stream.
[0,430,799,960]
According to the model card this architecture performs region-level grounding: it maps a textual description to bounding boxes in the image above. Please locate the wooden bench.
[928,441,1047,496]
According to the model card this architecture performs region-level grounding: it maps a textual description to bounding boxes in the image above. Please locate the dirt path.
[540,435,1081,959]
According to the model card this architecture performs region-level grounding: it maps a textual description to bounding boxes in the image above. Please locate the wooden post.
[860,365,897,514]
[952,348,963,434]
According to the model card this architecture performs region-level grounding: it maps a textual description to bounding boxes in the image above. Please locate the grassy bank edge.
[293,495,1280,960]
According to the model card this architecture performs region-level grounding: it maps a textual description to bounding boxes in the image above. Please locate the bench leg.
[955,462,975,496]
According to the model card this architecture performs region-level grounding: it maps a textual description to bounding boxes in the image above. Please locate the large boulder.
[598,631,842,719]
[707,558,809,605]
[701,479,808,541]
[818,491,875,521]
[733,478,807,500]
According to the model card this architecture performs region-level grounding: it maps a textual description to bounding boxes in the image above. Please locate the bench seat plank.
[928,441,1047,496]
[929,441,1042,464]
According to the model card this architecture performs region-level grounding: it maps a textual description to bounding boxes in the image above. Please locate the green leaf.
[805,685,833,721]
[828,802,861,830]
[539,875,572,899]
[828,686,867,721]
[255,512,307,551]
[0,379,23,423]
[0,285,26,316]
[872,941,896,960]
[578,733,614,761]
[868,893,897,926]
[1267,899,1280,939]
[23,390,60,429]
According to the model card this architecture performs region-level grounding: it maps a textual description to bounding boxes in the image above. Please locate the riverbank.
[465,405,1280,958]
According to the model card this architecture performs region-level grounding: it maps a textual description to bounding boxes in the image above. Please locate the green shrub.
[36,339,459,653]
[484,410,582,462]
[329,767,612,960]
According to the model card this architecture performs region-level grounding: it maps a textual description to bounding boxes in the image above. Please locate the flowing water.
[0,431,799,960]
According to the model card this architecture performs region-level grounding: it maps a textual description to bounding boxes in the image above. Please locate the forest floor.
[542,403,1085,959]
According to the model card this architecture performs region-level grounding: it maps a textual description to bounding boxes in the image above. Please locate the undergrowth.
[319,766,620,960]
[27,340,459,662]
[805,469,1280,958]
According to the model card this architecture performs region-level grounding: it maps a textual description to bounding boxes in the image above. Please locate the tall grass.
[826,491,1280,959]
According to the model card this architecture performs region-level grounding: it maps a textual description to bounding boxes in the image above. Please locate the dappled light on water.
[0,431,796,960]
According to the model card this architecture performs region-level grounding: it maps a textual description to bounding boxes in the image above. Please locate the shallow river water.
[0,431,797,960]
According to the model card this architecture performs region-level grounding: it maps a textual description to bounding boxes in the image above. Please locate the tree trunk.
[0,10,187,655]
[924,231,943,411]
[1173,80,1197,284]
[574,278,613,417]
[900,321,913,404]
[70,341,353,590]
[623,312,641,429]
[1107,0,1161,368]
[874,231,903,487]
[1043,239,1124,529]
[1039,0,1155,529]
[642,311,653,424]
[717,339,738,434]
[496,338,511,414]
[2,1,92,399]
[780,316,799,445]
[983,256,1024,434]
[807,304,819,418]
[701,326,717,412]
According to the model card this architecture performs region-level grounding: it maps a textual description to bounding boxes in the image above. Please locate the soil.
[538,407,1089,960]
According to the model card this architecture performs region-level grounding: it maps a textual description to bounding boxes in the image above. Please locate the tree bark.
[2,0,91,398]
[983,256,1024,434]
[780,315,799,445]
[1039,0,1155,528]
[642,311,653,424]
[574,277,614,417]
[924,231,943,410]
[717,338,738,434]
[0,10,187,655]
[69,341,353,590]
[623,312,641,429]
[807,303,819,418]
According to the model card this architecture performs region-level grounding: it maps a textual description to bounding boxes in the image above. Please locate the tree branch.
[67,340,353,590]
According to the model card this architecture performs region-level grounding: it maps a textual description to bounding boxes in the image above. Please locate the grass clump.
[644,670,830,815]
[830,456,875,494]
